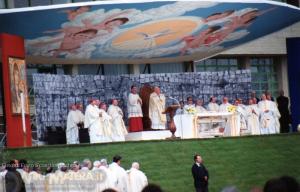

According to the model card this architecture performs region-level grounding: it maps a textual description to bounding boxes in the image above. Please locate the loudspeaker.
[46,126,66,145]
[79,128,90,143]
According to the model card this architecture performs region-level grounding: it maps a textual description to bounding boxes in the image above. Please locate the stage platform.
[125,129,224,141]
[125,130,172,141]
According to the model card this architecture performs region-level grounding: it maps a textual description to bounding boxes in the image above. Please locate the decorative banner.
[0,1,300,64]
[8,57,30,115]
[33,70,251,141]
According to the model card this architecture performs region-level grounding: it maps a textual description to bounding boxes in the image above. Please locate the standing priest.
[66,104,80,144]
[149,86,167,130]
[108,99,128,142]
[84,99,103,143]
[127,85,143,132]
[258,94,281,134]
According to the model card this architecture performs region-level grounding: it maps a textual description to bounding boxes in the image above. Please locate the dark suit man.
[192,154,209,192]
[5,160,25,192]
[276,90,290,133]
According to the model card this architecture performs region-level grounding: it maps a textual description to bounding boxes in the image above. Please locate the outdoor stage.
[1,0,300,148]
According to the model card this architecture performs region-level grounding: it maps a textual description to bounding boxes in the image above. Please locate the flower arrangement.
[227,105,237,113]
[185,107,197,115]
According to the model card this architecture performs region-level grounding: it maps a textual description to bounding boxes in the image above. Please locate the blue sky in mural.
[0,1,300,62]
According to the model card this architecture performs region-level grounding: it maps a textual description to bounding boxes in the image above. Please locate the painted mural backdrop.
[0,1,300,63]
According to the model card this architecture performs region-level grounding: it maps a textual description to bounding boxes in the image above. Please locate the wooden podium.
[164,104,180,139]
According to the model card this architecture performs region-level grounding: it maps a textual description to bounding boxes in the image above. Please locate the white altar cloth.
[174,112,237,138]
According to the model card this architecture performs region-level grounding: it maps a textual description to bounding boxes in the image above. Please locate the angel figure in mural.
[180,26,221,55]
[61,6,91,21]
[202,10,235,25]
[180,7,276,55]
[31,9,132,56]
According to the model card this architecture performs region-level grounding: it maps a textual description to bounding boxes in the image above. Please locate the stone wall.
[33,70,251,141]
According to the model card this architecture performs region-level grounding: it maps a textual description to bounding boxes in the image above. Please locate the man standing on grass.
[109,155,129,192]
[127,162,148,192]
[192,154,209,192]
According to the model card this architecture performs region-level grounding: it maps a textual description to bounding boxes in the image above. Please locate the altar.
[174,112,239,139]
[125,112,240,141]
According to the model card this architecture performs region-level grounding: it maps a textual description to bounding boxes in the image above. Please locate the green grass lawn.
[2,134,300,192]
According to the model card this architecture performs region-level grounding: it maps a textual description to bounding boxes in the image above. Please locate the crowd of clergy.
[66,85,168,144]
[0,155,148,192]
[67,84,289,144]
[177,91,288,136]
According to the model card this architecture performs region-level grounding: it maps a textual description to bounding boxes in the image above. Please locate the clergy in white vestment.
[108,99,128,141]
[80,159,92,171]
[267,94,281,133]
[207,96,219,112]
[76,103,85,128]
[219,97,233,112]
[92,161,101,171]
[70,161,80,172]
[26,166,46,192]
[127,162,148,192]
[258,94,281,134]
[234,99,248,135]
[16,160,30,191]
[127,85,143,132]
[109,155,129,192]
[195,99,207,113]
[95,159,118,191]
[54,163,68,192]
[0,166,7,192]
[246,99,261,135]
[65,163,82,192]
[219,97,233,135]
[16,159,29,179]
[149,87,167,129]
[0,174,5,192]
[194,99,209,133]
[99,103,113,142]
[84,99,103,143]
[184,96,196,114]
[66,104,80,144]
[91,160,112,192]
